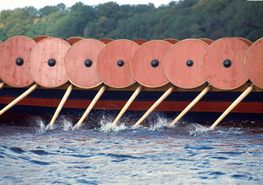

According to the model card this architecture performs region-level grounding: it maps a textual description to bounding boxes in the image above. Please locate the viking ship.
[0,36,262,129]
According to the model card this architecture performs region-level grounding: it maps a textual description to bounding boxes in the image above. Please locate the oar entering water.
[30,37,72,129]
[170,85,211,126]
[112,85,142,125]
[203,37,251,129]
[46,84,73,130]
[73,85,106,130]
[132,86,175,128]
[210,84,254,130]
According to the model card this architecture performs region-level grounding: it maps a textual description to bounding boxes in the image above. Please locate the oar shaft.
[112,85,142,125]
[0,84,38,116]
[133,86,175,128]
[73,85,106,129]
[48,84,73,128]
[0,82,4,89]
[210,84,254,130]
[170,85,211,126]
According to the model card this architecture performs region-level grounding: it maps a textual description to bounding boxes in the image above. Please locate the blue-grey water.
[0,115,262,185]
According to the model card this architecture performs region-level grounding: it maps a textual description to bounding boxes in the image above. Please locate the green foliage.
[0,0,262,41]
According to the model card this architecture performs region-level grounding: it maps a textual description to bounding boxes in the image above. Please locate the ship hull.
[0,86,262,123]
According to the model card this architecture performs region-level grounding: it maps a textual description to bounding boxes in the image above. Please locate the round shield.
[204,38,249,90]
[100,38,113,44]
[163,38,179,44]
[244,38,263,89]
[163,39,209,89]
[64,39,105,89]
[30,37,71,88]
[97,39,139,88]
[66,37,83,45]
[130,40,172,88]
[0,36,36,87]
[133,39,147,45]
[200,38,213,44]
[34,35,49,42]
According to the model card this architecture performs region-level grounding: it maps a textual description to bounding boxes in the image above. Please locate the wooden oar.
[209,84,254,130]
[73,85,106,130]
[170,85,211,126]
[46,84,73,129]
[0,82,4,89]
[112,85,142,125]
[132,86,175,128]
[0,84,38,116]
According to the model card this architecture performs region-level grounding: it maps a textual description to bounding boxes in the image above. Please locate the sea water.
[0,114,262,185]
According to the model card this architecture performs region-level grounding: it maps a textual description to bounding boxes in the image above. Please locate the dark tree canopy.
[0,0,262,41]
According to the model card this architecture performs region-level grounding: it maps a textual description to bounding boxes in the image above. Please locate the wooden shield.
[244,38,263,89]
[30,37,71,88]
[204,38,249,90]
[64,39,105,89]
[66,37,83,45]
[97,39,139,88]
[163,39,209,89]
[164,38,179,44]
[0,36,36,87]
[130,40,172,88]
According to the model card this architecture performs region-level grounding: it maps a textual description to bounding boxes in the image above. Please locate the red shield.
[30,37,71,88]
[130,40,172,88]
[97,39,139,88]
[204,38,249,90]
[0,36,36,87]
[163,39,209,89]
[64,39,105,89]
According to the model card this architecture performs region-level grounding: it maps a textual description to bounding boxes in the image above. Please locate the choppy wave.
[0,113,262,184]
[0,120,262,185]
[28,113,263,138]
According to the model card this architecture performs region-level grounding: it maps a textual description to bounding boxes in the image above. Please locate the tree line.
[0,0,262,41]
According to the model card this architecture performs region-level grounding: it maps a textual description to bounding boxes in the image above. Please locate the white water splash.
[34,119,47,134]
[148,116,170,131]
[60,116,73,131]
[99,122,127,132]
[98,114,127,132]
[188,123,209,136]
